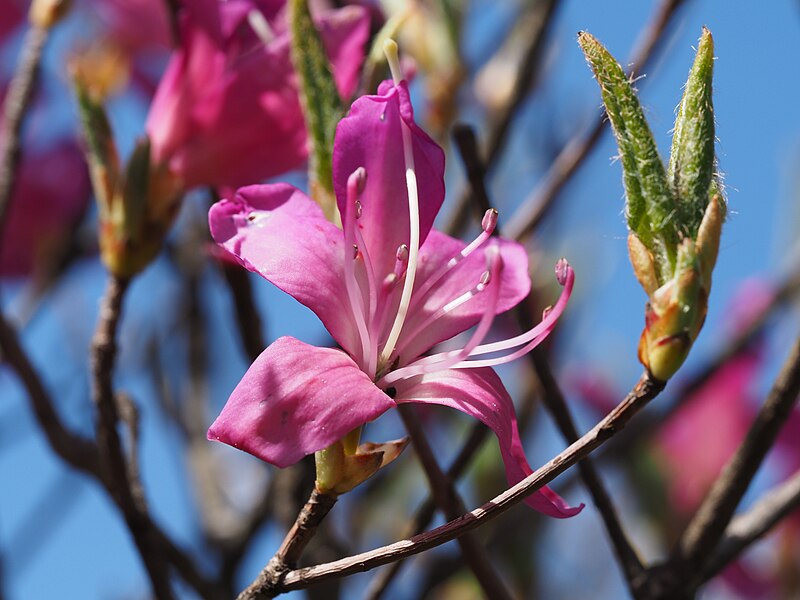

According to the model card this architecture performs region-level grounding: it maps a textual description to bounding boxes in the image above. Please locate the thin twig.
[237,489,338,600]
[700,469,800,583]
[0,313,100,475]
[0,24,48,235]
[363,421,490,600]
[91,275,175,600]
[527,345,646,589]
[503,0,688,241]
[398,406,515,600]
[242,373,664,595]
[445,0,560,236]
[669,335,800,594]
[221,263,266,363]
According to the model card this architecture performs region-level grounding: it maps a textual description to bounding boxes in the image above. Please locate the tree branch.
[243,373,663,595]
[398,405,514,600]
[670,334,800,594]
[700,469,800,583]
[503,0,688,241]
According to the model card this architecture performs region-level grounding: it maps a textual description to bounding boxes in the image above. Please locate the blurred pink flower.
[207,77,582,517]
[0,141,90,276]
[0,0,24,40]
[92,0,172,54]
[146,0,369,189]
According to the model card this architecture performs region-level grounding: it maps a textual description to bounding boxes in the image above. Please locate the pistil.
[379,40,421,366]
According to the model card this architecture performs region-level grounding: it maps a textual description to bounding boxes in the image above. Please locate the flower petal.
[395,230,531,363]
[208,337,396,468]
[333,80,445,279]
[394,367,583,518]
[209,183,361,355]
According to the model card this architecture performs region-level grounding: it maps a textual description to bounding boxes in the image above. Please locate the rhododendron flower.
[207,71,582,517]
[145,0,369,189]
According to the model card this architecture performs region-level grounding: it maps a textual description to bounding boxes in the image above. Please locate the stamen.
[247,9,275,45]
[342,168,374,375]
[412,208,498,307]
[379,40,421,365]
[450,259,575,368]
[380,246,503,386]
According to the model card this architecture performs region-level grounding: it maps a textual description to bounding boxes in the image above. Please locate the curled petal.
[209,183,361,355]
[333,80,445,279]
[208,337,395,468]
[394,368,584,518]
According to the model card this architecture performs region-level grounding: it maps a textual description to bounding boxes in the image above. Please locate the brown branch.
[398,406,514,600]
[363,421,490,600]
[445,0,560,236]
[241,373,664,595]
[503,0,688,241]
[0,313,101,475]
[526,345,646,589]
[667,334,800,594]
[0,24,48,235]
[454,120,645,590]
[700,469,800,583]
[91,275,176,600]
[237,489,338,600]
[221,263,266,363]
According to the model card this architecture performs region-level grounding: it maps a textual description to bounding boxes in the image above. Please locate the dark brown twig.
[221,263,266,363]
[503,0,688,241]
[363,421,490,600]
[398,406,514,600]
[0,313,100,475]
[91,276,175,600]
[455,121,645,589]
[668,335,800,595]
[699,469,800,583]
[0,24,48,235]
[237,489,338,600]
[242,373,664,595]
[445,0,560,236]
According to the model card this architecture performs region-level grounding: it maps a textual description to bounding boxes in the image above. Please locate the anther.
[481,208,498,234]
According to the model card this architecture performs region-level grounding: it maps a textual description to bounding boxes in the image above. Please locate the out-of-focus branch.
[0,24,48,234]
[243,374,664,595]
[91,275,176,600]
[700,469,800,583]
[503,0,688,241]
[363,421,491,600]
[667,335,800,594]
[221,263,266,363]
[445,0,560,235]
[0,313,100,475]
[398,406,514,600]
[454,122,645,591]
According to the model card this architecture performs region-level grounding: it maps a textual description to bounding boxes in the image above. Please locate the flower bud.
[29,0,70,29]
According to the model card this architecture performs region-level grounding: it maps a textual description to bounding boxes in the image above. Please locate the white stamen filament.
[380,246,503,386]
[379,39,420,365]
[247,9,275,45]
[411,208,498,310]
[342,168,374,376]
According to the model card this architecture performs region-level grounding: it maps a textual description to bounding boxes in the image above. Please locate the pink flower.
[207,74,583,518]
[145,0,369,189]
[0,141,90,277]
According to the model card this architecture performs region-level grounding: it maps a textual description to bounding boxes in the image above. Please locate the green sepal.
[668,27,717,237]
[74,81,119,217]
[578,32,676,278]
[122,138,151,241]
[289,0,342,219]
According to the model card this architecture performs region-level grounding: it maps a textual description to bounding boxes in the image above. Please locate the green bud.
[578,31,676,276]
[580,28,726,381]
[289,0,343,221]
[669,27,719,237]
